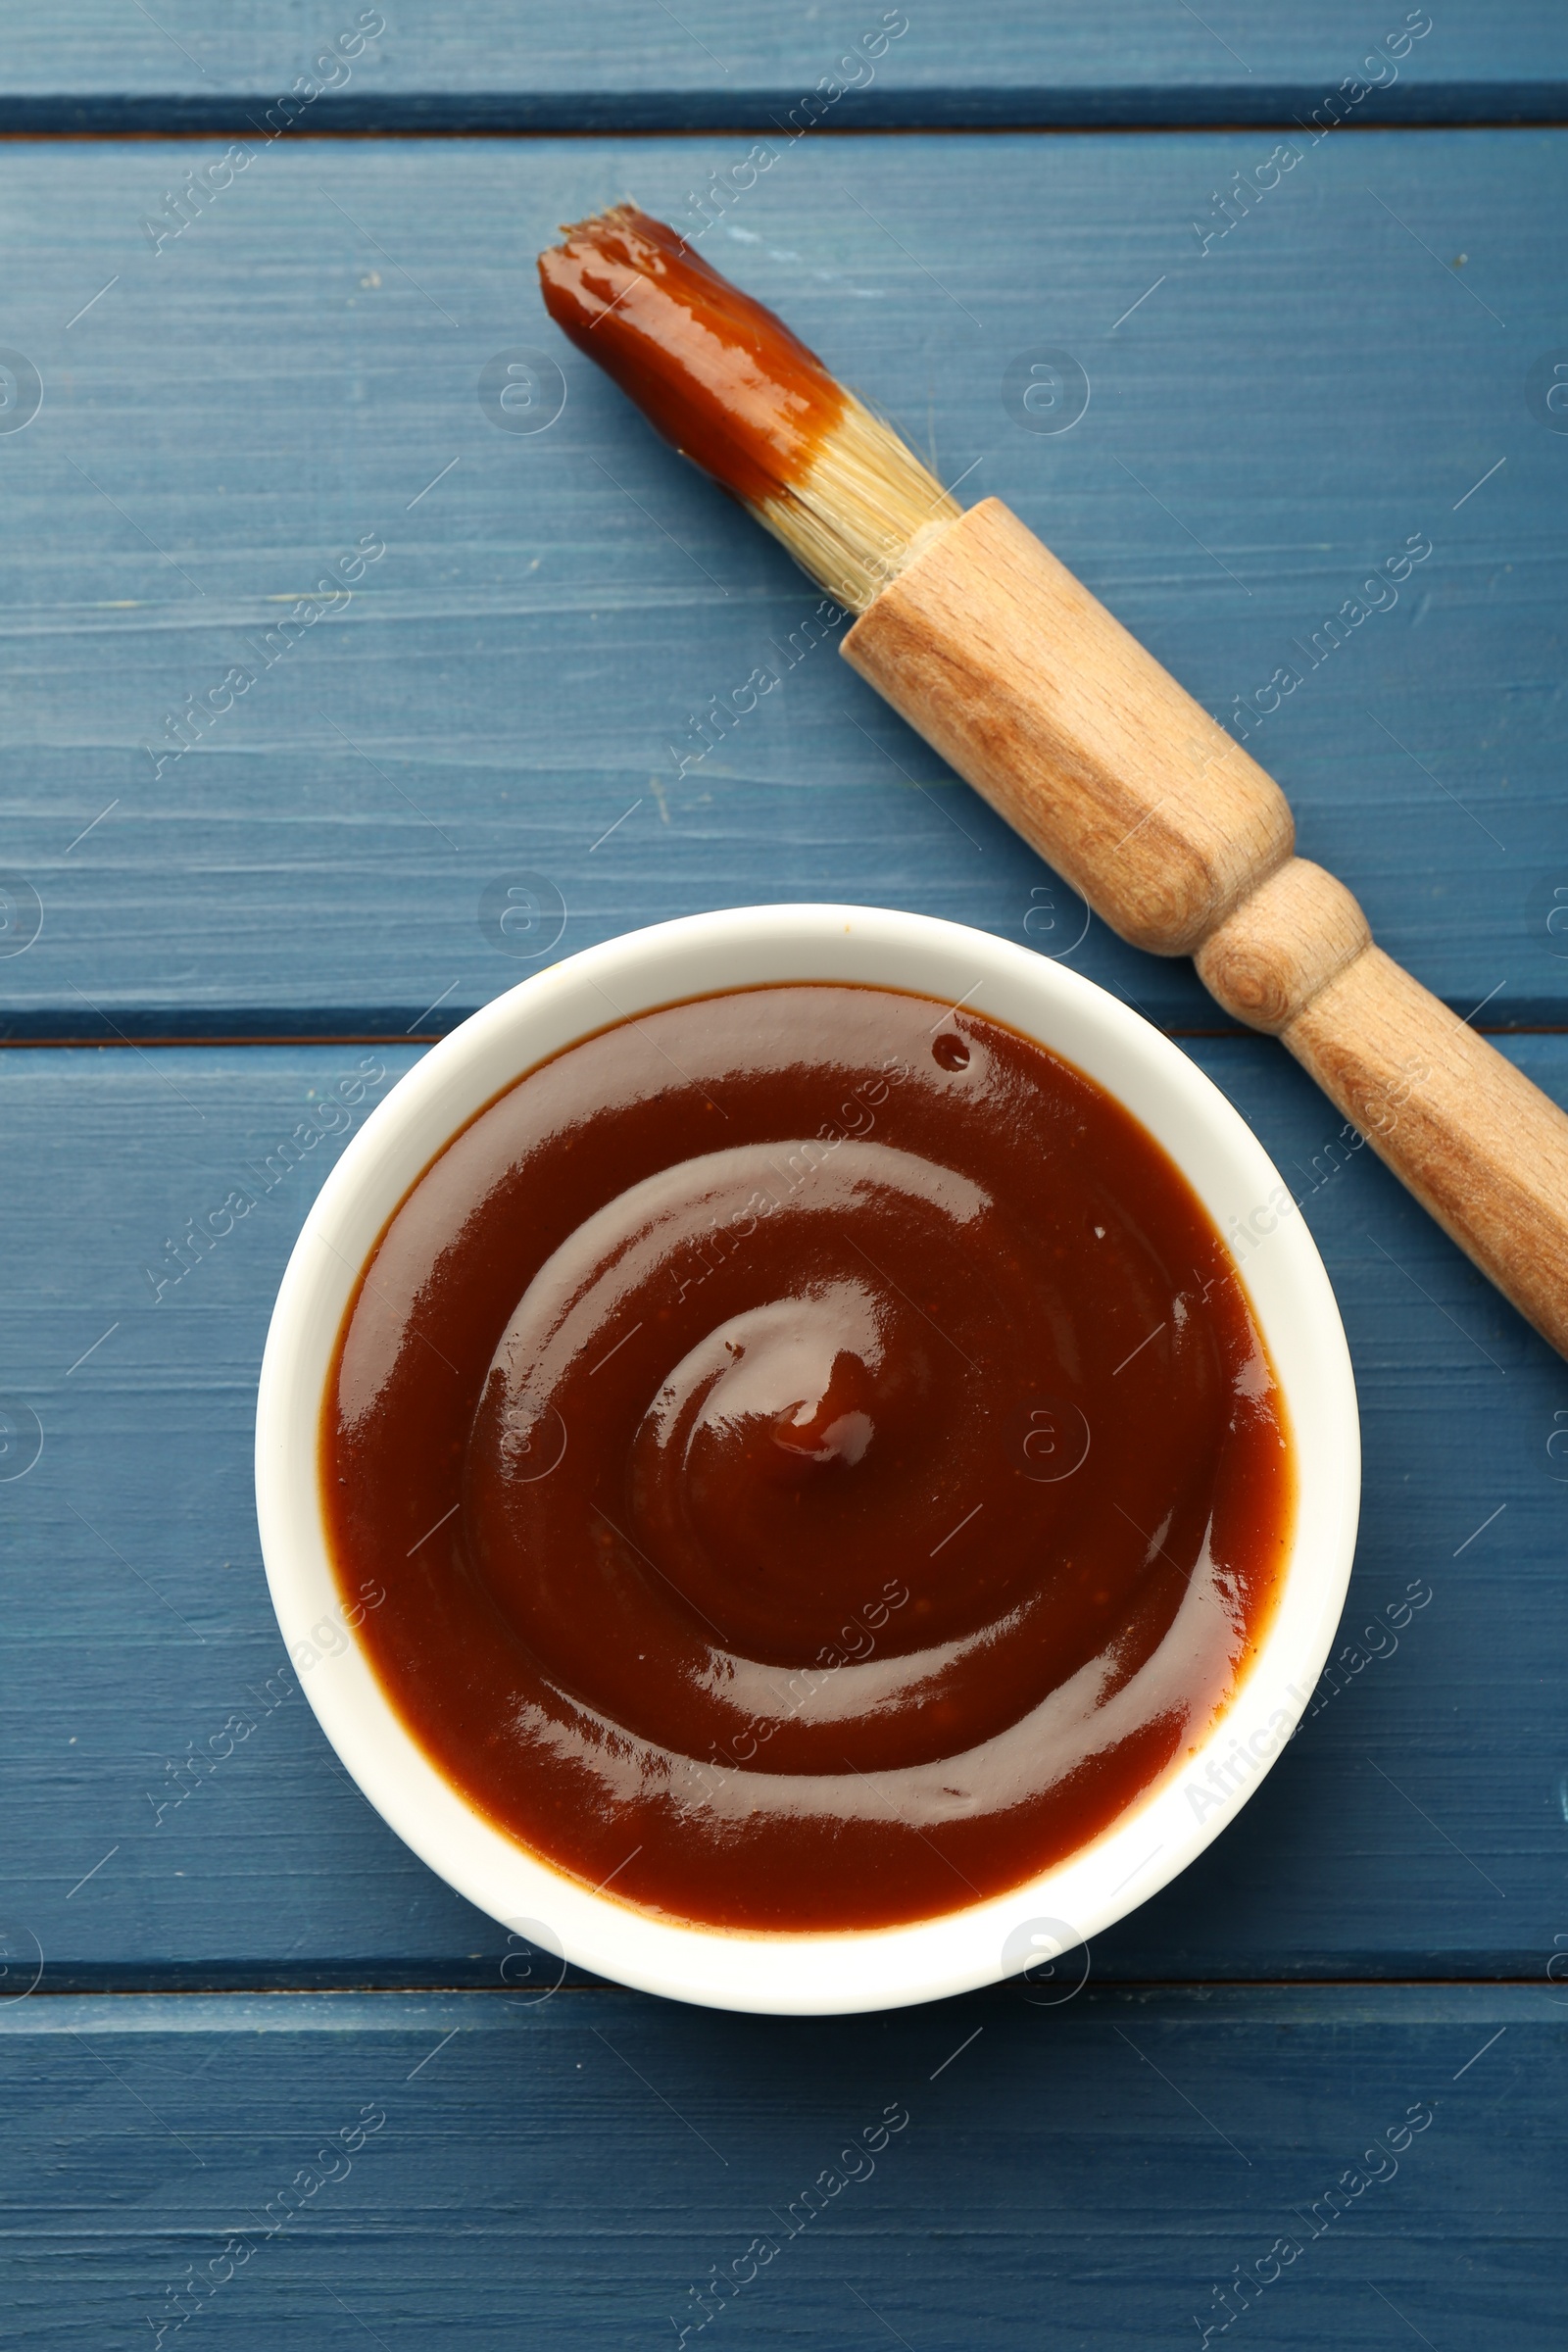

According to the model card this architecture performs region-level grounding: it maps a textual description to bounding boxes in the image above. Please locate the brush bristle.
[754,397,960,613]
[538,205,961,612]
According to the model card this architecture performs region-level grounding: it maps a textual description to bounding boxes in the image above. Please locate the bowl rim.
[255,903,1359,2016]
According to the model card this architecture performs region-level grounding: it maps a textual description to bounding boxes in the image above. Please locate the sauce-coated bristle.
[538,204,959,612]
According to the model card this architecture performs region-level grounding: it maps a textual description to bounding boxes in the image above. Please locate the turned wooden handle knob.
[1196,858,1370,1033]
[843,498,1568,1358]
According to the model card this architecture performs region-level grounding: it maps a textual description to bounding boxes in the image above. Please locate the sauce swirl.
[323,985,1293,1932]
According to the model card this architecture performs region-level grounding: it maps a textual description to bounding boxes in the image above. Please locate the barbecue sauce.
[538,204,846,507]
[322,985,1293,1932]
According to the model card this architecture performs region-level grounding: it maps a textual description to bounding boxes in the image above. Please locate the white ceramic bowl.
[256,904,1358,2015]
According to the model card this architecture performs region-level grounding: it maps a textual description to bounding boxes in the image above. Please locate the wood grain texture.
[1284,946,1568,1357]
[4,2,1566,127]
[843,496,1298,956]
[0,132,1561,1037]
[1199,857,1373,1031]
[1,1987,1561,2350]
[2,1038,1564,1988]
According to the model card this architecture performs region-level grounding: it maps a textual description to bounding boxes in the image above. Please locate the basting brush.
[539,204,1568,1360]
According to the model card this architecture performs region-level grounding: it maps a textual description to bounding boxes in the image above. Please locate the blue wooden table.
[3,10,1566,2346]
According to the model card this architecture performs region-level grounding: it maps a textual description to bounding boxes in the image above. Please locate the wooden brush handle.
[843,497,1568,1358]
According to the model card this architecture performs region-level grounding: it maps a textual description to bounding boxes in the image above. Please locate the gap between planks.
[12,1976,1555,1998]
[2,122,1565,146]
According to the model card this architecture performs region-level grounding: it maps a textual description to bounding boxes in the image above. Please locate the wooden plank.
[2,1035,1564,1985]
[1,1985,1561,2348]
[4,3,1567,129]
[0,133,1561,1041]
